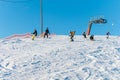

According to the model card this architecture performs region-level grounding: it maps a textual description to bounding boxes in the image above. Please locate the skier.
[44,27,50,38]
[90,35,94,41]
[106,32,110,39]
[69,31,75,41]
[82,32,87,38]
[32,29,37,40]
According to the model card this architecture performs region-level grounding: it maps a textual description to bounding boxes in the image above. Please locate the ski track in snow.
[0,35,120,80]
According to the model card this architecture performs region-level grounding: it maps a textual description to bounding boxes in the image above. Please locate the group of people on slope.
[82,32,94,41]
[69,31,94,41]
[31,27,50,40]
[69,31,110,42]
[31,28,110,41]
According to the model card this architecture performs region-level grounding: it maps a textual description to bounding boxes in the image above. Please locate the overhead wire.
[0,0,33,3]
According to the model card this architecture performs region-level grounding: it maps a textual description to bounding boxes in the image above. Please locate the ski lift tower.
[40,0,43,35]
[86,17,107,35]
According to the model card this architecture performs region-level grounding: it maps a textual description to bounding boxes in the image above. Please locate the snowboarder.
[90,35,94,41]
[82,32,87,38]
[69,31,75,41]
[44,27,50,38]
[106,32,110,39]
[32,29,37,40]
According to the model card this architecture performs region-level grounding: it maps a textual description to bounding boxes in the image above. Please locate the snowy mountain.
[0,35,120,80]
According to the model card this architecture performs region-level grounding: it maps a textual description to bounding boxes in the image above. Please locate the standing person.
[82,32,87,38]
[32,29,37,40]
[44,27,50,38]
[106,32,110,39]
[90,35,94,41]
[69,31,75,41]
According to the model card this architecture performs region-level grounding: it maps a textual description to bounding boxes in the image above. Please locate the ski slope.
[0,35,120,80]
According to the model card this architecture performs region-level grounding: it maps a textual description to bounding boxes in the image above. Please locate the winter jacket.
[32,30,37,36]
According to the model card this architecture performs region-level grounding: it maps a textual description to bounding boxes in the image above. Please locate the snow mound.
[0,35,120,80]
[5,33,32,39]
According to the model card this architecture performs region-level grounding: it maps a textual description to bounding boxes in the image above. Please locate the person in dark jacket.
[90,35,94,41]
[82,32,87,38]
[106,32,110,39]
[44,27,50,38]
[32,29,37,40]
[32,29,37,36]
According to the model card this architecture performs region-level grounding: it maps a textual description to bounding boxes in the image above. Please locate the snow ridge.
[0,35,120,80]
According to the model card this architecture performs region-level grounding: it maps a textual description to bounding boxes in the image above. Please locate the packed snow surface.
[0,35,120,80]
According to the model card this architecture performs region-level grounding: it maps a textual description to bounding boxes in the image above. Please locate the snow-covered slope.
[0,35,120,80]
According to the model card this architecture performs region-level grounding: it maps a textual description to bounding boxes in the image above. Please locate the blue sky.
[0,0,120,38]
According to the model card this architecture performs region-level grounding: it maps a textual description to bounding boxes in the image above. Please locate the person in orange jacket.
[69,31,75,41]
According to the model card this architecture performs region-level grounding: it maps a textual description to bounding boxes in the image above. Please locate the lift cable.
[0,0,33,3]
